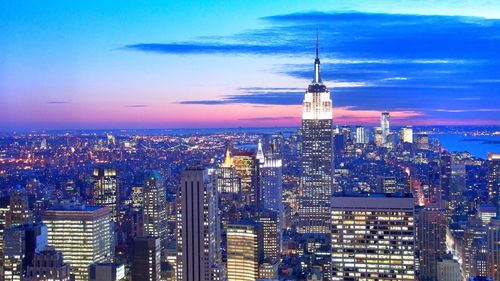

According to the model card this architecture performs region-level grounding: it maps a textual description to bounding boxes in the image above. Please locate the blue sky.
[1,0,500,130]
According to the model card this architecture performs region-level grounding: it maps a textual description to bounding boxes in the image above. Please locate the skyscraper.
[3,223,48,281]
[487,216,500,280]
[440,151,452,201]
[216,146,241,194]
[487,153,500,206]
[92,168,119,222]
[355,125,369,144]
[176,166,220,281]
[131,237,161,281]
[143,170,168,247]
[43,205,114,281]
[401,126,413,143]
[233,152,259,208]
[418,200,447,281]
[381,111,390,145]
[255,210,280,262]
[298,35,333,234]
[6,188,33,227]
[330,193,416,280]
[259,146,283,215]
[226,222,263,281]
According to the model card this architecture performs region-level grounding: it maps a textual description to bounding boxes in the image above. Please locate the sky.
[1,0,500,130]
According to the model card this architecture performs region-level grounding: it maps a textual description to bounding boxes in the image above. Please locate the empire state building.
[297,36,333,234]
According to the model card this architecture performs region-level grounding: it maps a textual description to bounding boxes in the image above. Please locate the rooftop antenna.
[316,28,319,59]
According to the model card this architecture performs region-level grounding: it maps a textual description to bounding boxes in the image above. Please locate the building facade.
[331,194,416,280]
[176,166,219,281]
[42,205,114,281]
[298,38,333,234]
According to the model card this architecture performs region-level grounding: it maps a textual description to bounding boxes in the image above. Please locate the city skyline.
[2,1,500,130]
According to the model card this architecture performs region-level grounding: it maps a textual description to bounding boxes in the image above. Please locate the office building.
[331,193,416,280]
[92,168,119,222]
[260,154,283,215]
[487,153,500,206]
[256,210,280,262]
[415,134,430,150]
[298,36,333,234]
[374,127,384,147]
[450,162,467,212]
[132,237,160,281]
[376,176,399,194]
[487,216,500,280]
[381,111,390,145]
[418,200,447,281]
[6,188,33,227]
[217,146,241,194]
[143,170,168,246]
[89,263,125,281]
[355,125,369,144]
[478,204,496,226]
[233,152,259,207]
[0,196,10,278]
[226,222,263,281]
[25,246,71,281]
[3,223,48,281]
[463,219,487,279]
[176,166,220,281]
[43,205,114,281]
[401,126,413,143]
[437,257,462,281]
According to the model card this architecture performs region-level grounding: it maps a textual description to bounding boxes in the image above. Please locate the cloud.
[46,101,69,104]
[126,11,500,124]
[124,104,149,108]
[238,116,299,121]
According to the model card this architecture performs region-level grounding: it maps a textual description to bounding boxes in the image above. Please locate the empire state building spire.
[313,31,321,84]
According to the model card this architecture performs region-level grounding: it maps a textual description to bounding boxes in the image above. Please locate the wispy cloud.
[238,116,299,121]
[124,104,149,108]
[126,11,500,124]
[46,101,69,104]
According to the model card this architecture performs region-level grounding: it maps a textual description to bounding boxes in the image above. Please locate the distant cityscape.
[0,39,499,281]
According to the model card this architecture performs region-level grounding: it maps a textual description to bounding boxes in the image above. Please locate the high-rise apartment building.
[176,166,220,281]
[331,193,416,280]
[43,205,114,281]
[143,170,168,247]
[226,222,263,281]
[132,237,160,281]
[298,36,333,234]
[92,168,119,222]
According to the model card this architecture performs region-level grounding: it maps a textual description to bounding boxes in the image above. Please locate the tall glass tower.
[298,35,333,234]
